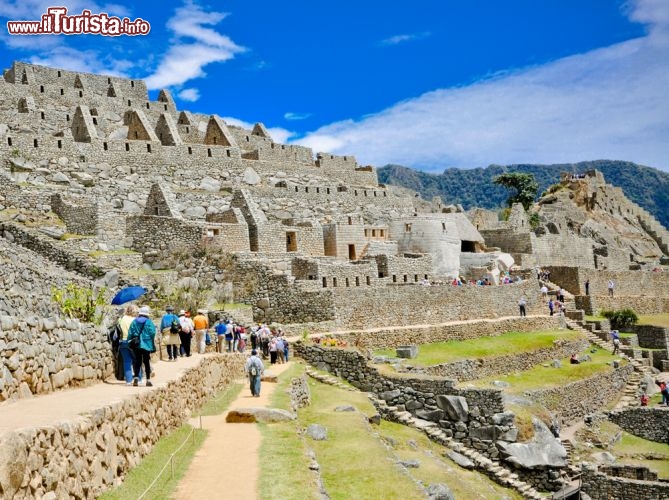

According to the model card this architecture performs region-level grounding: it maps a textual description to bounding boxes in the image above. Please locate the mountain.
[378,160,669,230]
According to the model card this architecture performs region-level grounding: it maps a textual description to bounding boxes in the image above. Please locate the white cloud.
[380,31,431,46]
[223,116,295,144]
[177,88,200,102]
[0,0,130,19]
[284,112,312,121]
[28,46,131,76]
[143,1,245,89]
[298,0,669,172]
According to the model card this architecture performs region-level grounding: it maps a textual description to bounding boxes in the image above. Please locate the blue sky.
[1,0,668,172]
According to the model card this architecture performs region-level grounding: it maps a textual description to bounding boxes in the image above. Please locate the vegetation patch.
[469,346,622,393]
[637,313,669,328]
[375,329,583,366]
[99,424,207,500]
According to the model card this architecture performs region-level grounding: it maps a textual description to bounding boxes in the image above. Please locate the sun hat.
[138,306,151,316]
[179,310,186,316]
[166,305,175,312]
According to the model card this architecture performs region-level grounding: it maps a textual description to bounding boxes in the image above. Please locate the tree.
[493,172,538,211]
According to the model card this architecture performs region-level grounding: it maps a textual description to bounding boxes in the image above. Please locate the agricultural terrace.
[374,329,585,366]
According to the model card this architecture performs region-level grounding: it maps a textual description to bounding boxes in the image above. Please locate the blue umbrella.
[111,286,147,306]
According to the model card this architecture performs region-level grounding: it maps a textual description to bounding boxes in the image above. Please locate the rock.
[38,226,65,240]
[226,408,295,423]
[492,411,515,426]
[243,167,261,185]
[122,200,141,214]
[100,270,119,289]
[426,483,455,500]
[306,424,328,441]
[0,432,28,498]
[497,417,567,468]
[261,374,278,383]
[256,298,270,310]
[184,206,206,218]
[551,359,562,368]
[71,172,95,186]
[491,380,510,388]
[399,459,420,468]
[445,450,474,469]
[368,414,381,425]
[334,405,355,412]
[435,395,469,422]
[396,345,418,359]
[380,389,401,402]
[49,172,70,184]
[199,176,221,192]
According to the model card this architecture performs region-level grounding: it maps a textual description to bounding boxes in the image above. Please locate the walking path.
[174,360,293,500]
[0,354,203,434]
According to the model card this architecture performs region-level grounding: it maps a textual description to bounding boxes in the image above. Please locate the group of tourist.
[112,305,289,388]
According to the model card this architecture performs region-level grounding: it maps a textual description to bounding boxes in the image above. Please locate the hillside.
[378,160,669,229]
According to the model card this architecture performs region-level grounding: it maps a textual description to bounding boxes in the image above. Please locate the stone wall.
[330,278,544,330]
[524,363,634,425]
[0,314,111,400]
[591,296,669,315]
[545,267,669,298]
[581,464,669,500]
[50,194,98,235]
[294,344,511,460]
[289,374,311,411]
[628,325,669,350]
[607,407,669,443]
[0,355,245,499]
[423,338,590,382]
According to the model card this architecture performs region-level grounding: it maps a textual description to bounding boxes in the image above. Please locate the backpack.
[170,318,181,334]
[250,365,257,376]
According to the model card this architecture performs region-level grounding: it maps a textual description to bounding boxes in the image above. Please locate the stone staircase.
[566,319,656,410]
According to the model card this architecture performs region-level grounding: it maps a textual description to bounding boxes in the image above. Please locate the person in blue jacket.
[127,305,157,387]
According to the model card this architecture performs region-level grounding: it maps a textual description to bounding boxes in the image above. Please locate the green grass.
[637,314,669,327]
[378,421,522,499]
[98,424,207,500]
[196,382,243,416]
[470,346,623,393]
[375,329,584,366]
[259,362,320,500]
[88,249,139,257]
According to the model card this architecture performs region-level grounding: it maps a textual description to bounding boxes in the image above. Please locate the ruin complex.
[0,61,668,499]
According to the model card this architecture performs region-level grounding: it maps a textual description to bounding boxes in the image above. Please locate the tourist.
[160,306,181,361]
[548,298,555,316]
[608,280,615,297]
[249,326,259,350]
[213,317,226,353]
[640,393,649,406]
[269,335,278,364]
[245,349,265,397]
[557,287,565,303]
[178,310,194,357]
[585,279,590,296]
[656,380,669,406]
[283,335,289,362]
[193,309,209,354]
[225,320,234,352]
[540,284,548,300]
[558,303,567,329]
[233,323,242,352]
[260,325,271,358]
[612,331,621,355]
[118,304,140,385]
[518,296,527,317]
[276,336,285,364]
[127,306,156,387]
[570,354,580,364]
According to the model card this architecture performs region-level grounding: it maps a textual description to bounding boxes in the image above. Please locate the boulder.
[0,432,28,498]
[226,408,295,423]
[497,417,567,468]
[435,395,469,422]
[306,424,328,441]
[426,483,455,500]
[49,172,70,184]
[243,167,261,185]
[492,411,515,426]
[39,226,65,240]
[122,200,141,214]
[396,345,418,359]
[399,459,420,468]
[592,451,616,464]
[184,206,206,218]
[71,172,95,186]
[199,176,221,192]
[334,405,356,412]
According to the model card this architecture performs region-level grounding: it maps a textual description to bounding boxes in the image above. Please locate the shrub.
[601,308,639,329]
[51,283,107,324]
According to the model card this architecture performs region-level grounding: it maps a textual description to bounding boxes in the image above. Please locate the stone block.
[396,345,419,359]
[436,395,469,422]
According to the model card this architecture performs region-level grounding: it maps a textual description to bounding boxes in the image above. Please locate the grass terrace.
[637,313,669,327]
[374,329,584,367]
[468,346,624,394]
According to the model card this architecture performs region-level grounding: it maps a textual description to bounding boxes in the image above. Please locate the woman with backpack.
[127,306,157,387]
[245,349,264,397]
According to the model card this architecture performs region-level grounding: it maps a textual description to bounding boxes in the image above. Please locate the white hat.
[179,310,186,316]
[138,306,151,316]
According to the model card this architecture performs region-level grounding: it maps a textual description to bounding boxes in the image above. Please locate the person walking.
[275,336,285,364]
[269,336,278,364]
[127,306,156,387]
[608,280,615,297]
[518,297,527,317]
[178,310,194,357]
[245,349,265,397]
[548,298,554,316]
[193,309,209,354]
[118,304,140,385]
[585,279,590,296]
[160,306,181,361]
[215,317,227,354]
[611,330,621,355]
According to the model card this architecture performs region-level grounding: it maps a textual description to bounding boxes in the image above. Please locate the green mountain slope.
[378,160,669,229]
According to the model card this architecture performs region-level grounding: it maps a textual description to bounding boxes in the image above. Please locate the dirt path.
[173,360,293,500]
